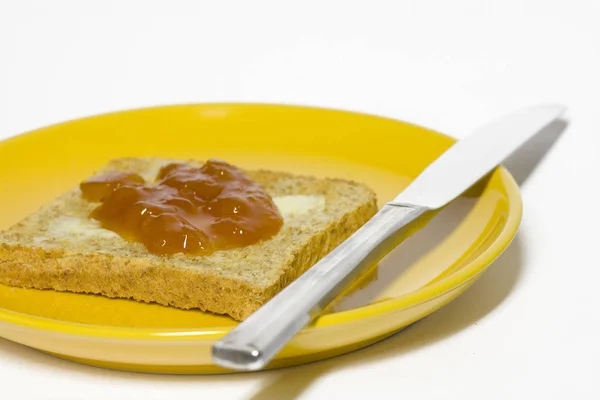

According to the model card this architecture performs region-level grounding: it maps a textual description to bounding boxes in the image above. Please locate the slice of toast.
[0,158,378,321]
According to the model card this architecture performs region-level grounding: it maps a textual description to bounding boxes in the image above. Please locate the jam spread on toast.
[80,160,283,255]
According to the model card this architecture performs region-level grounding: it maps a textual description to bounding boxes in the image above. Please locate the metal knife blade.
[392,104,566,209]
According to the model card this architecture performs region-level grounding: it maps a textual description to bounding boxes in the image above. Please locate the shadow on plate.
[247,235,523,399]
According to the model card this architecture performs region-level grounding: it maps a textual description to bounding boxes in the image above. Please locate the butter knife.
[212,104,566,371]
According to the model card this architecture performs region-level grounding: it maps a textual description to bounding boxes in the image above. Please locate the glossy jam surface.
[80,160,283,255]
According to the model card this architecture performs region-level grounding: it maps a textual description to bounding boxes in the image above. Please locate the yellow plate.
[0,103,521,374]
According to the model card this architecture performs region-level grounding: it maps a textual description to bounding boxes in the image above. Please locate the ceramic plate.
[0,104,521,373]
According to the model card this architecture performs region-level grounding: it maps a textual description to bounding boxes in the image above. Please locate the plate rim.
[0,102,523,341]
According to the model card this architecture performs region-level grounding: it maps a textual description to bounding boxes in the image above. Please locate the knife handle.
[212,203,429,371]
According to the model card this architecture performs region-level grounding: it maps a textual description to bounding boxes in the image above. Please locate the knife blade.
[212,104,566,371]
[393,104,566,209]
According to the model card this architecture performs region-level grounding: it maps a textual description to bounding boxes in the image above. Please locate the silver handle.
[212,202,428,370]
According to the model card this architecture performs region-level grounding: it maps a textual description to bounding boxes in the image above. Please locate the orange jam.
[80,160,283,255]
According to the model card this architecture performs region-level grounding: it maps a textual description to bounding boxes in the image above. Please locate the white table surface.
[1,1,599,399]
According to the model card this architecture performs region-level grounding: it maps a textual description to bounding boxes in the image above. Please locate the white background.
[1,1,599,399]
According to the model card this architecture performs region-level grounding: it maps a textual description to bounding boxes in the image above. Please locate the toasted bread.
[0,158,378,320]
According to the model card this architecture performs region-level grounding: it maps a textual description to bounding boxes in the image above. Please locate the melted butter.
[273,195,325,218]
[47,217,121,240]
